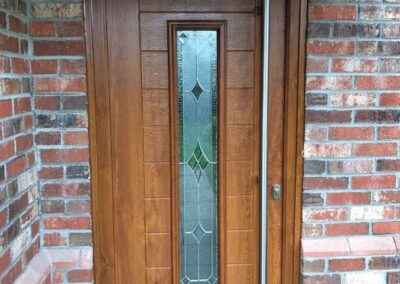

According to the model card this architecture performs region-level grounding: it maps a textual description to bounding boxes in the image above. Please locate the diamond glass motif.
[177,31,218,283]
[191,80,204,100]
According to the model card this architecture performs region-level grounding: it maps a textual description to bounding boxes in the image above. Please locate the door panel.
[87,0,289,283]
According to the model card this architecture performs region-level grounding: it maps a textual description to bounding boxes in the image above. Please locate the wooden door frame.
[84,0,308,282]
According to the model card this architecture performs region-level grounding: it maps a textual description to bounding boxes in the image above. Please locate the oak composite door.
[87,0,288,283]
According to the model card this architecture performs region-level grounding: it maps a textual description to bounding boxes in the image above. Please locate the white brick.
[344,271,386,284]
[350,206,392,221]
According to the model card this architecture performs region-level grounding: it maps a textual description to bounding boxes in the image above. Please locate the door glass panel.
[177,30,218,284]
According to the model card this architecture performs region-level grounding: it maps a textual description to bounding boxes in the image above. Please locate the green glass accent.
[177,30,218,283]
[194,143,202,159]
[199,156,209,170]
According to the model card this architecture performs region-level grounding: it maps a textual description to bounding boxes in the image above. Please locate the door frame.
[84,0,308,283]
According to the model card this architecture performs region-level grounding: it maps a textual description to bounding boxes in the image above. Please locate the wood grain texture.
[227,52,254,88]
[145,233,172,267]
[140,0,254,12]
[141,13,254,51]
[226,89,254,125]
[106,0,146,282]
[85,0,116,282]
[144,163,171,198]
[265,0,286,283]
[142,52,169,89]
[143,89,170,126]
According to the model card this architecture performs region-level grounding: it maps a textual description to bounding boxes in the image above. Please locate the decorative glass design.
[177,30,218,284]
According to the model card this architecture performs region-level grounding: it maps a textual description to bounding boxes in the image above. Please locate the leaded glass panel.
[177,30,218,284]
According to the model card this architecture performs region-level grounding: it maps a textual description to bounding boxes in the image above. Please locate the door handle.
[272,184,281,200]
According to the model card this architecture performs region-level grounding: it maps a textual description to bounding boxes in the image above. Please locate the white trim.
[261,1,270,283]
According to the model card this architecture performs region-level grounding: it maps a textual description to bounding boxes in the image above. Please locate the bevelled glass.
[177,30,218,284]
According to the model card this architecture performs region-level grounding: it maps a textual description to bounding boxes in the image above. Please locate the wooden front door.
[85,0,306,283]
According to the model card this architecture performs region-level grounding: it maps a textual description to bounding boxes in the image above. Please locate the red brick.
[326,223,369,236]
[35,131,61,145]
[0,79,21,95]
[374,191,400,204]
[60,60,85,74]
[11,58,29,74]
[34,95,60,110]
[0,56,10,73]
[357,76,400,90]
[303,177,348,190]
[306,76,352,90]
[44,217,91,230]
[302,259,325,273]
[68,269,93,283]
[353,143,397,157]
[330,127,374,140]
[34,78,86,93]
[0,33,19,53]
[379,127,400,139]
[41,200,65,214]
[327,192,371,205]
[381,93,400,106]
[353,176,396,189]
[34,40,85,56]
[328,160,373,174]
[41,148,89,163]
[16,134,33,153]
[0,250,10,274]
[332,59,377,73]
[42,183,90,197]
[58,22,84,37]
[23,239,39,264]
[66,200,91,213]
[6,155,26,178]
[0,209,7,229]
[29,22,55,36]
[31,60,57,74]
[14,97,31,114]
[0,100,12,118]
[64,131,88,145]
[329,258,365,272]
[39,167,64,180]
[309,5,356,20]
[306,58,329,73]
[306,110,352,123]
[8,16,27,34]
[307,41,355,56]
[2,260,22,284]
[373,222,400,235]
[44,233,67,246]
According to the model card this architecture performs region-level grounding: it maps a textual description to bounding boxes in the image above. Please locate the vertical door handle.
[272,184,281,200]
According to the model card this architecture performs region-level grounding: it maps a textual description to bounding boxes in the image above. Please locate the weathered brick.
[309,5,356,20]
[326,223,369,236]
[329,258,365,272]
[32,3,83,19]
[307,41,355,56]
[333,23,380,38]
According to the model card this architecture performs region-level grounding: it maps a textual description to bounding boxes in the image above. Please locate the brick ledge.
[15,248,93,284]
[302,236,400,258]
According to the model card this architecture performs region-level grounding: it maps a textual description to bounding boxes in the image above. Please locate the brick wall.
[0,0,40,283]
[302,1,400,283]
[30,0,92,283]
